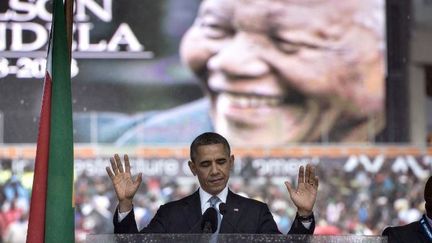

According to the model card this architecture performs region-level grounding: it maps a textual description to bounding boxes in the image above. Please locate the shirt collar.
[199,186,228,214]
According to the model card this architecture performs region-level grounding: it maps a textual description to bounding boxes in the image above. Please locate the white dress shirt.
[199,186,228,216]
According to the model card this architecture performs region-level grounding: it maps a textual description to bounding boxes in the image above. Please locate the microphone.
[201,207,218,233]
[218,203,240,233]
[219,203,227,215]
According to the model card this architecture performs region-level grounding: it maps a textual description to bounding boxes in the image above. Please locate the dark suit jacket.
[114,190,314,234]
[382,221,431,243]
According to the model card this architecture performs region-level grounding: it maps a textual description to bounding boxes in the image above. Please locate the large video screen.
[0,0,386,146]
[2,1,414,242]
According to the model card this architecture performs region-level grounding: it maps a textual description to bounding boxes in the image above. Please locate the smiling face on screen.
[181,0,385,145]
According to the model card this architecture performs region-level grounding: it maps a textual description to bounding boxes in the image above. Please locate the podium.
[86,234,387,243]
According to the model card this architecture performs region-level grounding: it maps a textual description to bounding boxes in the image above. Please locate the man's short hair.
[425,176,432,214]
[190,132,231,162]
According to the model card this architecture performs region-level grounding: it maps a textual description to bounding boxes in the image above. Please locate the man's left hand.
[285,164,319,216]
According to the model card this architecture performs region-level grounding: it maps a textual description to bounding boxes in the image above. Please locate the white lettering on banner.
[0,0,110,22]
[233,158,243,174]
[5,155,432,178]
[392,156,409,173]
[1,0,151,78]
[4,0,37,21]
[133,159,180,177]
[107,23,143,51]
[1,22,144,53]
[0,23,5,50]
[182,161,194,176]
[344,154,431,179]
[9,22,48,51]
[74,158,107,176]
[10,159,27,173]
[392,155,431,178]
[76,23,107,52]
[35,0,51,21]
[253,158,318,176]
[424,155,432,166]
[75,0,112,22]
[344,155,384,173]
[397,155,429,179]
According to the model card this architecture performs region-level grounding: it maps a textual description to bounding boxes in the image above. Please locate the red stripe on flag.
[26,71,52,243]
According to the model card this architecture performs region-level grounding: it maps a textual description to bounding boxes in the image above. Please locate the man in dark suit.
[106,132,319,234]
[382,176,432,243]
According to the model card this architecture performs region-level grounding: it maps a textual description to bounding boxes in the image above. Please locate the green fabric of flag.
[45,0,74,241]
[27,0,74,242]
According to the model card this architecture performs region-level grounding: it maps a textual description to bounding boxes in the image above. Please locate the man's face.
[180,0,385,145]
[188,143,234,195]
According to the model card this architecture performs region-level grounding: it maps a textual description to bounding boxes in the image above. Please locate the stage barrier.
[86,234,387,243]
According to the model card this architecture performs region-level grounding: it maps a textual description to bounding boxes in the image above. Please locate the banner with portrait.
[0,0,387,145]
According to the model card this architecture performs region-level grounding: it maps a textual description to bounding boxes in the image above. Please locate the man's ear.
[229,155,235,169]
[188,160,196,176]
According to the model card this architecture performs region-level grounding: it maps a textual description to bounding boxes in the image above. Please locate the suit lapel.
[417,219,432,241]
[183,190,202,233]
[220,190,242,233]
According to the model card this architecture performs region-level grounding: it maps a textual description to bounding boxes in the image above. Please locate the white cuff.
[117,208,132,222]
[300,221,312,229]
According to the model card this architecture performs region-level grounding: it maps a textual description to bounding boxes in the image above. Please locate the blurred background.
[0,0,431,242]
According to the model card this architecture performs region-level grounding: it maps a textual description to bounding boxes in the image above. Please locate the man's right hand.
[106,154,142,213]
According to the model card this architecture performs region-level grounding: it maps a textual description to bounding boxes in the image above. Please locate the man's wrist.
[297,209,313,217]
[297,212,314,222]
[118,200,133,213]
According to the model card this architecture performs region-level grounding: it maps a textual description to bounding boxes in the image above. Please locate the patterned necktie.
[209,196,221,233]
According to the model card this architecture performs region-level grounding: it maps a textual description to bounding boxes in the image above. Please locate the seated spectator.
[382,176,432,242]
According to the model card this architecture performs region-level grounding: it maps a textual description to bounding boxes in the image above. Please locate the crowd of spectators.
[0,160,427,242]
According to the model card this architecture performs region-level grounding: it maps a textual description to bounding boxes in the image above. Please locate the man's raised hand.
[106,154,142,212]
[285,164,319,216]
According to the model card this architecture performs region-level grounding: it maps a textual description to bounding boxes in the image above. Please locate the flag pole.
[65,0,74,62]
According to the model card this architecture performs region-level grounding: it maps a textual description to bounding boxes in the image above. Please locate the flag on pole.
[27,0,74,242]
